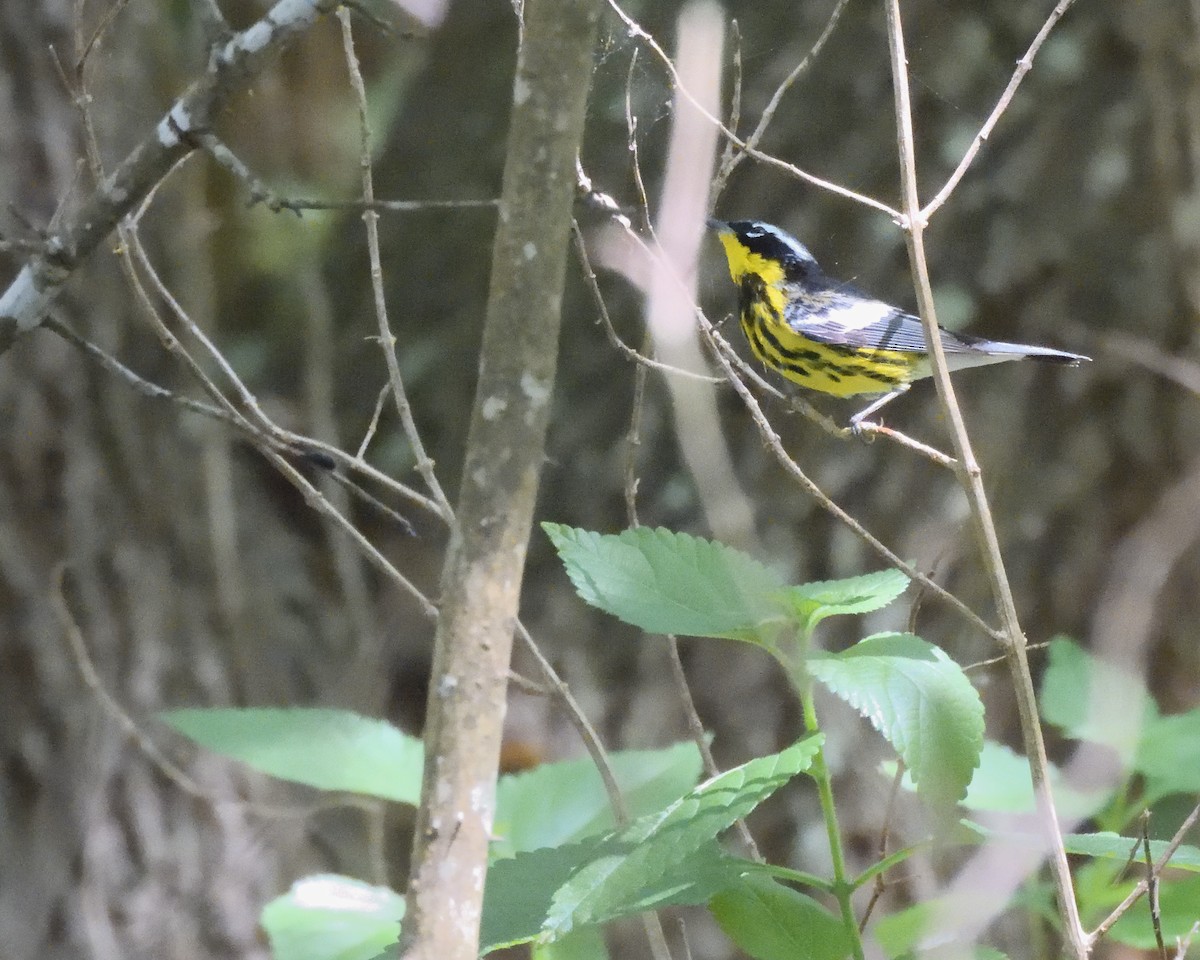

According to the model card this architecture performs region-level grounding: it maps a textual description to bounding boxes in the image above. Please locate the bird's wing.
[783,290,982,355]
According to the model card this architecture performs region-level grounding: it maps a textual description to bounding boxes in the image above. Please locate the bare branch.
[922,0,1083,220]
[883,1,1086,954]
[338,8,453,518]
[605,0,902,221]
[711,0,851,203]
[1089,799,1200,946]
[0,0,332,353]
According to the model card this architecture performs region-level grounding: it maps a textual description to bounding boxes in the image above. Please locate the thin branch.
[859,760,906,931]
[514,623,629,823]
[571,221,721,383]
[0,0,331,351]
[921,0,1083,221]
[357,381,394,459]
[711,0,852,203]
[268,197,500,213]
[883,2,1086,955]
[605,0,901,221]
[194,129,498,215]
[1144,813,1169,960]
[709,16,743,211]
[1177,921,1200,960]
[1089,799,1200,946]
[338,7,453,519]
[854,421,957,468]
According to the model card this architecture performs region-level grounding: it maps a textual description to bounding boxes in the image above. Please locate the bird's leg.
[849,384,910,431]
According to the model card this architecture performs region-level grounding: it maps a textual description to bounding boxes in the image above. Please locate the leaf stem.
[782,646,866,960]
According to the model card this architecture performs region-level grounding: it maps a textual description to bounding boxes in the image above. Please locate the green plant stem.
[784,654,866,960]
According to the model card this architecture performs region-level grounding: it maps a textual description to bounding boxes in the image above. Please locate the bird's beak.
[705,217,728,232]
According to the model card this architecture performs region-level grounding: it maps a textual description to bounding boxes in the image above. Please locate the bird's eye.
[745,227,764,239]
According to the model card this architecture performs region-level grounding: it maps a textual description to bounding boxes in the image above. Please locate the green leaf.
[1135,710,1200,800]
[781,569,910,633]
[1040,637,1153,760]
[261,874,403,960]
[482,843,601,953]
[481,841,743,953]
[872,895,1009,959]
[950,741,1111,819]
[542,524,789,643]
[710,873,851,960]
[161,707,423,804]
[808,634,983,810]
[493,741,703,858]
[543,737,822,935]
[1062,832,1200,873]
[1108,875,1200,948]
[533,926,609,960]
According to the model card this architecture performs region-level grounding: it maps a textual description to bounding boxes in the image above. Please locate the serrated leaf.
[481,841,743,953]
[482,842,599,953]
[808,634,983,811]
[542,524,789,643]
[782,569,910,632]
[261,874,404,960]
[1041,637,1154,760]
[161,708,424,803]
[493,742,703,858]
[542,737,821,935]
[710,873,851,960]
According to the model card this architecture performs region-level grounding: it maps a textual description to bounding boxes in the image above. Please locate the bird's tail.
[978,340,1090,365]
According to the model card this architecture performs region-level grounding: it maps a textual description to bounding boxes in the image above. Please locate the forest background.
[1,0,1198,957]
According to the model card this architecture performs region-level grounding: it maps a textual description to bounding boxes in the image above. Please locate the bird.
[707,218,1089,425]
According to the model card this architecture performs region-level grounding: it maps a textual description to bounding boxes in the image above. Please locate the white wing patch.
[828,297,895,331]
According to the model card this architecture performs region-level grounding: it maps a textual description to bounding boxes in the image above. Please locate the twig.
[74,0,135,74]
[854,421,957,468]
[619,344,761,858]
[1177,921,1200,960]
[709,17,742,211]
[1143,813,1169,960]
[338,8,453,520]
[883,2,1086,954]
[55,566,208,798]
[514,623,629,823]
[269,197,500,213]
[963,640,1050,673]
[859,760,906,931]
[192,130,499,215]
[357,381,393,459]
[1089,798,1200,946]
[711,0,852,203]
[0,0,331,351]
[571,221,721,383]
[921,0,1083,221]
[605,0,901,221]
[54,566,343,818]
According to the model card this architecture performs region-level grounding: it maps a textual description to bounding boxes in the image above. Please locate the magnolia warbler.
[708,218,1089,424]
